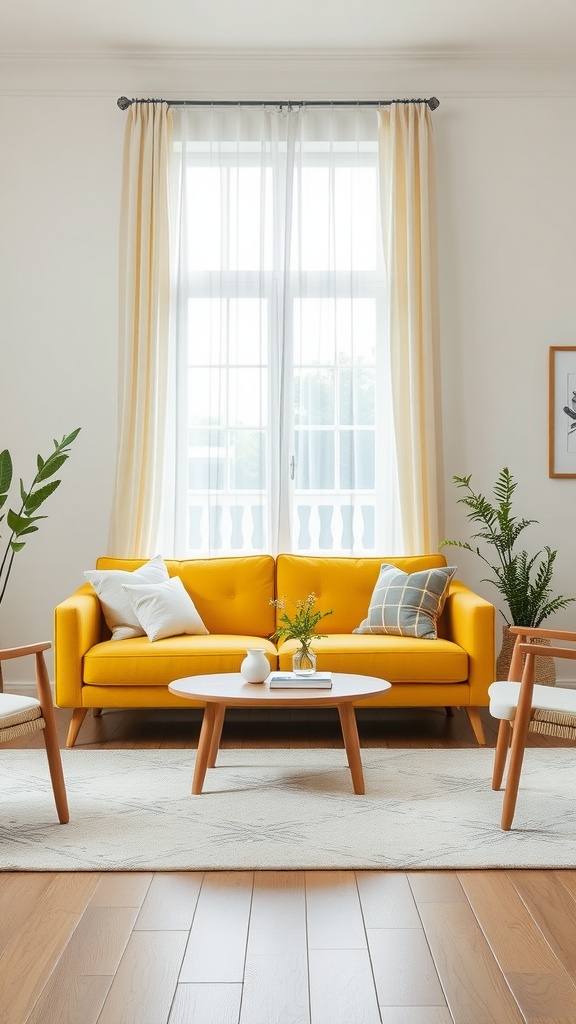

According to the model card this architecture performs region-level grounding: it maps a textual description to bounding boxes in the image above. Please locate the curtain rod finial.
[117,96,131,111]
[428,96,440,110]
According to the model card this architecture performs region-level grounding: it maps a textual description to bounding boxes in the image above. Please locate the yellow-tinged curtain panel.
[378,103,440,553]
[108,102,172,557]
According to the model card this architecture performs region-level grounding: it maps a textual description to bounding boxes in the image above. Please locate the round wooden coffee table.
[168,672,391,795]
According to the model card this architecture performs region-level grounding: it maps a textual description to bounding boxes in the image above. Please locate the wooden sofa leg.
[66,708,88,748]
[445,706,454,717]
[465,706,485,745]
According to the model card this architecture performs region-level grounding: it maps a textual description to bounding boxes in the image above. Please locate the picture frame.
[549,346,576,478]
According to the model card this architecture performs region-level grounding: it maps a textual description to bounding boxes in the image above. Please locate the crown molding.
[1,46,576,69]
[2,47,576,100]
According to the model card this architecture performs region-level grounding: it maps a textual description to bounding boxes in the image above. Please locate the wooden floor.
[2,704,576,1024]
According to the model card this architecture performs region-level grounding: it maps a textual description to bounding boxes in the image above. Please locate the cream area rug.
[2,747,575,871]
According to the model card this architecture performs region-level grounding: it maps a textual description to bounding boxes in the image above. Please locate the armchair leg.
[66,708,88,747]
[465,706,485,745]
[492,719,512,790]
[501,715,531,831]
[34,650,69,824]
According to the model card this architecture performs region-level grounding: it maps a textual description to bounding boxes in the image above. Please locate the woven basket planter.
[496,624,556,687]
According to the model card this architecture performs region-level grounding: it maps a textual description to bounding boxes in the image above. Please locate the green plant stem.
[0,471,42,601]
[0,548,16,604]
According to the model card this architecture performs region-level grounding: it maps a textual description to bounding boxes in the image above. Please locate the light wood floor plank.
[509,871,576,984]
[367,927,447,1007]
[27,974,112,1024]
[240,952,309,1024]
[96,930,188,1024]
[89,872,153,907]
[458,870,561,972]
[305,870,367,949]
[553,870,576,902]
[168,983,243,1024]
[408,872,467,904]
[308,948,381,1024]
[504,971,576,1023]
[248,871,306,955]
[0,872,57,955]
[178,871,254,983]
[356,871,421,928]
[460,871,576,1019]
[417,901,525,1024]
[64,905,138,974]
[134,872,203,931]
[0,873,101,1024]
[27,905,140,1024]
[382,1010,454,1024]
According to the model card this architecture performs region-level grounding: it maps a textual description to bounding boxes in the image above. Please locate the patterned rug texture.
[2,747,575,871]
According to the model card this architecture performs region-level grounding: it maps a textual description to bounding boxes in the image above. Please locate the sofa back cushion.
[275,554,452,635]
[95,555,276,637]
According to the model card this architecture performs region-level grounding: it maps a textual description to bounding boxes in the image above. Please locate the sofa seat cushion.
[277,634,468,684]
[84,635,278,686]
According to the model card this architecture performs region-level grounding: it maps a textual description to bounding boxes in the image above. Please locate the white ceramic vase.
[240,648,270,683]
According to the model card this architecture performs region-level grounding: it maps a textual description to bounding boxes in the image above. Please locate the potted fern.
[440,467,575,679]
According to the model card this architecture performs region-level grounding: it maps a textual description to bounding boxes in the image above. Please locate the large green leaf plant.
[440,467,575,628]
[0,428,81,605]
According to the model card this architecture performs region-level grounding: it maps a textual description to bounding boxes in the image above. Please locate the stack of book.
[268,671,332,689]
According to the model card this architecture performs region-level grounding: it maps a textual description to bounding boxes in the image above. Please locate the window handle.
[290,455,295,480]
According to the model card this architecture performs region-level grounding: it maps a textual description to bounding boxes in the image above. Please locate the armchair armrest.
[508,625,576,643]
[443,580,495,704]
[54,584,104,707]
[0,641,51,697]
[0,640,55,726]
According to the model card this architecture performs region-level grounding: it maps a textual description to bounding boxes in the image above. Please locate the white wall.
[1,52,576,682]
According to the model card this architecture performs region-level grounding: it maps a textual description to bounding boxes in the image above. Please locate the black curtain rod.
[117,95,439,111]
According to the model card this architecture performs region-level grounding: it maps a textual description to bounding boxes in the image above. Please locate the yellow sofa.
[54,552,495,747]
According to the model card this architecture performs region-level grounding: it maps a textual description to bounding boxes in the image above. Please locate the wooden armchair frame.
[0,642,69,824]
[490,626,576,830]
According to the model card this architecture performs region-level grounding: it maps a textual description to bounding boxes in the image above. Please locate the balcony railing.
[186,492,376,554]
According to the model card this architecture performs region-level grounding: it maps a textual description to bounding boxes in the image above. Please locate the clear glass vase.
[292,646,316,676]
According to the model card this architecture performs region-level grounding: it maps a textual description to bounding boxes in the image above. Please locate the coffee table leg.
[192,703,218,794]
[207,703,226,768]
[337,703,365,795]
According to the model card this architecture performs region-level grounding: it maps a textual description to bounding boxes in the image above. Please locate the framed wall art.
[549,345,576,478]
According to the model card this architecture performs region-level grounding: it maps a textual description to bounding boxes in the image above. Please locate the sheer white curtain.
[163,104,402,558]
[108,101,172,557]
[378,102,440,552]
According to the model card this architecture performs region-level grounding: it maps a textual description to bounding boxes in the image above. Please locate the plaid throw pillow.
[353,563,457,640]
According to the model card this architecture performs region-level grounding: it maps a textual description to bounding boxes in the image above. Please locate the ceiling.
[2,0,576,56]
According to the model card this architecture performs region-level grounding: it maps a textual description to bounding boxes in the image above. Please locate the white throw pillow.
[122,575,209,642]
[84,555,169,641]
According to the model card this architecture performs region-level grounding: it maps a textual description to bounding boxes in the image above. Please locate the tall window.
[163,105,401,557]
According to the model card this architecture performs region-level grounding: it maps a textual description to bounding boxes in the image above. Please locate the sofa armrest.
[443,581,495,704]
[54,584,104,707]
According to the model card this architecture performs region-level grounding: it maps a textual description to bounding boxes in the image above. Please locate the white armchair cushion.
[489,679,576,722]
[0,693,41,729]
